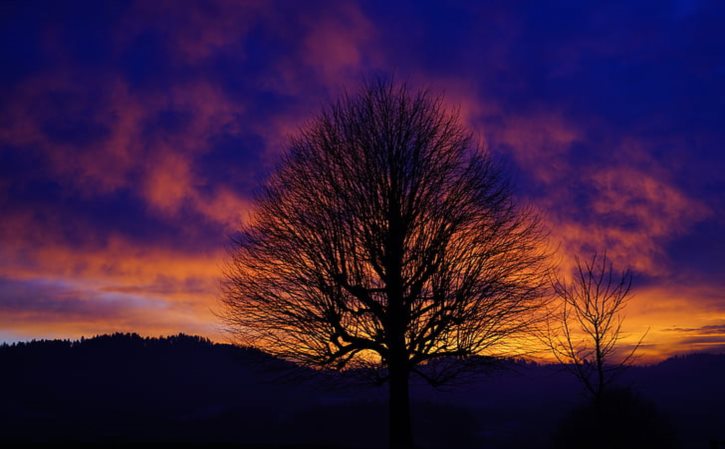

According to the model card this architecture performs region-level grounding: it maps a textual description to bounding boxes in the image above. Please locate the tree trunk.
[385,181,412,449]
[388,357,412,449]
[595,334,605,402]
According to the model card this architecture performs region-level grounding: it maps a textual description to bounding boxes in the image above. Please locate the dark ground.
[1,334,723,448]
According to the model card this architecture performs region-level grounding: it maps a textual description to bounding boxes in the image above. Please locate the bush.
[551,388,679,449]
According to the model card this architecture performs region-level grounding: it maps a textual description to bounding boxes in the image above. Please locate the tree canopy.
[221,80,550,448]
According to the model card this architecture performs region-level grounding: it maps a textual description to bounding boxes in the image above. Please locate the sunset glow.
[1,1,723,363]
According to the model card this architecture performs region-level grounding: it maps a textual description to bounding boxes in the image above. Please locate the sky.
[1,0,724,361]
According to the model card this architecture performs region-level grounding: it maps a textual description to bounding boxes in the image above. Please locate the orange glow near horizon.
[1,223,722,365]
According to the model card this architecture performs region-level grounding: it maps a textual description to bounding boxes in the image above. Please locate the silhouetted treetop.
[223,80,549,370]
[546,252,647,401]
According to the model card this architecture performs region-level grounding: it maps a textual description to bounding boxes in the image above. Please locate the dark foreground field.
[2,334,723,448]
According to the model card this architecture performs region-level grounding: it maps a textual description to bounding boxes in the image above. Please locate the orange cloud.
[473,103,711,277]
[143,151,195,215]
[0,71,247,226]
[301,2,378,83]
[0,223,227,342]
[543,163,710,276]
[622,284,725,362]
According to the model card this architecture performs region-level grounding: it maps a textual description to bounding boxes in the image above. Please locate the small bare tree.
[547,252,647,402]
[221,80,550,449]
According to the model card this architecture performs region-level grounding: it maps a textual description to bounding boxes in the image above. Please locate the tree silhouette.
[547,252,648,402]
[221,80,549,449]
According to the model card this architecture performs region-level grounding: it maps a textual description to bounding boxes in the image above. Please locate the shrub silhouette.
[551,388,679,449]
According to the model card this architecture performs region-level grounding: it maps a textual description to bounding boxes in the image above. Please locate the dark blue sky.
[1,0,723,359]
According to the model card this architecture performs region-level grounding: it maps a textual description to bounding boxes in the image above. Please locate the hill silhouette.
[1,333,723,448]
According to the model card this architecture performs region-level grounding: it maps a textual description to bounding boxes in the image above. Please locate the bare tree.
[220,80,549,449]
[547,252,648,402]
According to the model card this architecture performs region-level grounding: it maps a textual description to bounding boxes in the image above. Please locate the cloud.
[663,324,725,335]
[617,284,725,360]
[677,335,725,346]
[119,0,268,64]
[0,71,250,223]
[300,2,379,83]
[1,0,723,361]
[0,276,216,341]
[487,108,711,276]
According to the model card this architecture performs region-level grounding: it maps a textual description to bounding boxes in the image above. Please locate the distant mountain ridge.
[2,333,723,448]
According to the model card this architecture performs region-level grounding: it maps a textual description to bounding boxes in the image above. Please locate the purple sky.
[1,0,724,360]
